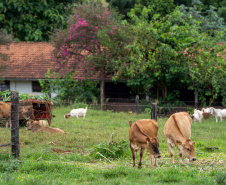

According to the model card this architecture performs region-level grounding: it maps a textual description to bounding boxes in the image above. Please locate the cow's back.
[0,102,11,119]
[129,119,158,142]
[164,112,191,140]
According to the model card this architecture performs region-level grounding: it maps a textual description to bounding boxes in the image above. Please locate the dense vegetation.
[0,0,225,106]
[0,107,225,184]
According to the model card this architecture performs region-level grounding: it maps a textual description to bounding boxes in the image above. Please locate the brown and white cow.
[164,112,196,164]
[129,119,161,168]
[0,101,31,128]
[27,120,65,134]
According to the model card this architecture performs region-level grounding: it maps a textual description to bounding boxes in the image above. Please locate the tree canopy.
[0,0,78,41]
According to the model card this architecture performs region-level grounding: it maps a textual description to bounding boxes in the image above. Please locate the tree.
[0,29,12,80]
[179,0,226,40]
[0,0,77,41]
[117,7,197,100]
[51,2,130,108]
[116,6,225,105]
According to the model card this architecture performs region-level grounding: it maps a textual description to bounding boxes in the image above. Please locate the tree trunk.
[156,86,159,101]
[100,79,105,110]
[195,90,198,108]
[161,85,167,99]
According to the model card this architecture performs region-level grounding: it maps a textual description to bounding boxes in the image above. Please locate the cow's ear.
[146,137,151,144]
[192,141,195,145]
[176,140,182,146]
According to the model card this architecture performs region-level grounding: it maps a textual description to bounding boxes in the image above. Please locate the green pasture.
[0,107,225,185]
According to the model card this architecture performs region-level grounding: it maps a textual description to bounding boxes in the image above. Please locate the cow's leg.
[154,156,158,166]
[178,148,183,164]
[6,119,11,128]
[130,144,136,167]
[47,118,52,126]
[138,147,145,169]
[167,141,175,164]
[215,116,218,123]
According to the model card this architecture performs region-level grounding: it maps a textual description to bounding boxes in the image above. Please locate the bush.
[90,140,129,159]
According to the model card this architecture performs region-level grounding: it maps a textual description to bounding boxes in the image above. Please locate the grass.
[0,106,225,185]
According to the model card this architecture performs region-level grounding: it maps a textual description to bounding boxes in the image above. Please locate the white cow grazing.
[64,107,87,119]
[194,109,203,122]
[191,113,201,123]
[209,107,226,123]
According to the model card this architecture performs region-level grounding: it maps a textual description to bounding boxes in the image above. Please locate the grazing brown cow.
[164,112,196,164]
[129,119,161,169]
[27,120,65,134]
[0,101,31,128]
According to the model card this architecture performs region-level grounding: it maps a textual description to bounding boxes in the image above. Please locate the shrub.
[90,139,129,159]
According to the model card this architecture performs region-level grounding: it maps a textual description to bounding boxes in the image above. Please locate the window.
[32,81,42,92]
[0,81,10,92]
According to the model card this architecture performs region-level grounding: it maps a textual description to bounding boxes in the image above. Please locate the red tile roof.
[0,42,93,80]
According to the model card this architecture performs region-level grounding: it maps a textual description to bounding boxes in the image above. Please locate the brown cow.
[164,112,196,164]
[129,119,161,169]
[27,120,65,134]
[0,101,31,128]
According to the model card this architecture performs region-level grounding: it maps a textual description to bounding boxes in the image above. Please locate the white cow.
[64,107,87,119]
[209,107,226,123]
[194,109,203,122]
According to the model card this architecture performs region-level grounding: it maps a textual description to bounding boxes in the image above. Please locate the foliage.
[0,29,12,81]
[0,90,50,102]
[132,0,175,19]
[39,70,99,105]
[0,0,77,41]
[91,139,129,159]
[179,0,226,40]
[117,7,198,100]
[51,2,128,80]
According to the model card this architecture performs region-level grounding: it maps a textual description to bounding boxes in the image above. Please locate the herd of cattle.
[1,102,225,167]
[191,107,226,123]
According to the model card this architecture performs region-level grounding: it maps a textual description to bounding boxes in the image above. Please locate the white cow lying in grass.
[64,107,88,119]
[209,107,226,123]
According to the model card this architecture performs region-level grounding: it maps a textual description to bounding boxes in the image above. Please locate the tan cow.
[164,112,196,164]
[27,120,48,127]
[0,101,31,128]
[27,120,65,134]
[129,119,161,168]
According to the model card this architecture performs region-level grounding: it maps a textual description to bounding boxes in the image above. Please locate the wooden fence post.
[11,91,20,158]
[151,103,157,121]
[135,95,139,113]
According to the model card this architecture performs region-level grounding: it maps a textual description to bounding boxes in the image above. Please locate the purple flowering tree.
[51,3,130,108]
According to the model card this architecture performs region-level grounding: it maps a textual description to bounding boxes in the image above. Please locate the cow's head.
[176,139,196,161]
[64,113,70,119]
[27,120,40,132]
[19,106,32,120]
[146,137,161,158]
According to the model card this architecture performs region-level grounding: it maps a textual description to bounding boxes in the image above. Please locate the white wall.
[10,80,57,98]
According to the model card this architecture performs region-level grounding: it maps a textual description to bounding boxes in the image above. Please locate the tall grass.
[0,107,225,184]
